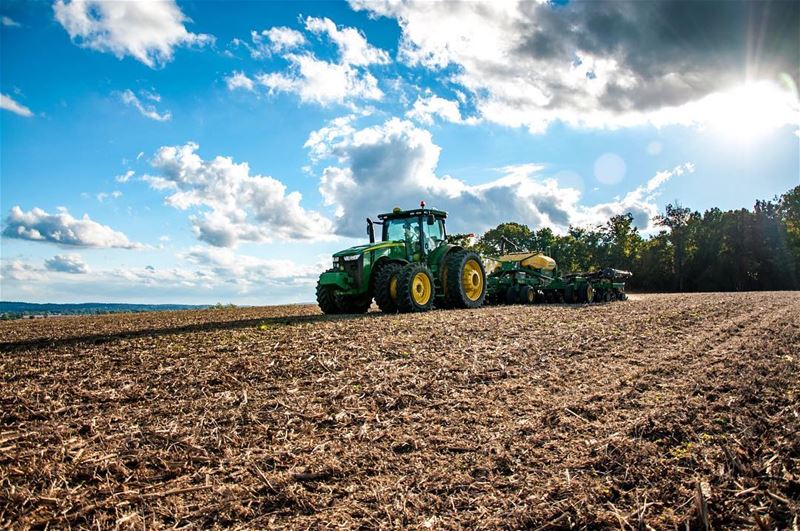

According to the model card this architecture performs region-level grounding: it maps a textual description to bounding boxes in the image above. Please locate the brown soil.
[1,292,798,529]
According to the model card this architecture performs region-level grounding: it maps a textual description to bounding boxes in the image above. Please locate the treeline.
[452,185,800,292]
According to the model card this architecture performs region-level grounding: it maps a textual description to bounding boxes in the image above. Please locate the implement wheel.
[578,283,594,303]
[316,269,343,315]
[444,251,486,309]
[520,286,536,304]
[505,286,519,304]
[396,263,435,313]
[564,285,575,304]
[374,262,403,314]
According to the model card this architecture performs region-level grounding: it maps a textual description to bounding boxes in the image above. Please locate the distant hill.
[0,301,208,319]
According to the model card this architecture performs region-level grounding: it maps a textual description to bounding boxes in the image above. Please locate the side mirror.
[426,214,435,225]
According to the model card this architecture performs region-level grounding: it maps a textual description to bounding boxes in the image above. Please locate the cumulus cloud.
[144,142,333,247]
[0,260,45,282]
[304,16,390,66]
[53,0,213,68]
[44,254,89,274]
[306,117,690,236]
[227,17,387,107]
[254,53,383,106]
[2,206,143,249]
[120,89,171,121]
[1,93,33,117]
[406,94,478,125]
[350,0,800,132]
[238,27,307,58]
[225,71,255,91]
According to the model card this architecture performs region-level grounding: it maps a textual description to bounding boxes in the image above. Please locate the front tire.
[396,263,435,313]
[316,271,342,315]
[444,251,487,308]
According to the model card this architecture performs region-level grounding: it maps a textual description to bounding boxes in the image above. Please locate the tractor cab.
[368,203,448,258]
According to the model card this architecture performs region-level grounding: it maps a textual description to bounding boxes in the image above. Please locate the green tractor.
[316,202,487,314]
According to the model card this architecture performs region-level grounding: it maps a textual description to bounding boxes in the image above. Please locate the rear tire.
[396,263,435,313]
[374,262,403,314]
[444,251,486,309]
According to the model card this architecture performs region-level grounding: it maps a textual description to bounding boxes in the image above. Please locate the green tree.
[476,222,534,255]
[655,203,697,291]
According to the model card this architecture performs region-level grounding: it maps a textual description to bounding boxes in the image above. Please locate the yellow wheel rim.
[411,272,432,305]
[462,259,483,301]
[389,276,398,301]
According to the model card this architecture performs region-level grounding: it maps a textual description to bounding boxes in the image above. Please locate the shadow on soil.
[0,302,602,352]
[0,311,386,352]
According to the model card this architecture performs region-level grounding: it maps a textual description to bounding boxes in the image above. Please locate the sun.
[705,81,800,144]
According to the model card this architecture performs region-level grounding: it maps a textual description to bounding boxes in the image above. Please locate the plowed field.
[1,293,798,529]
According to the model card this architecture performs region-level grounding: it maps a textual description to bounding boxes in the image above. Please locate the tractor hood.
[332,241,404,258]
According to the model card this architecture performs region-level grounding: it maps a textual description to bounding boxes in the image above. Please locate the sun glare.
[706,81,800,144]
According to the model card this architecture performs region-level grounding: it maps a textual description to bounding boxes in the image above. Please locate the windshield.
[384,218,419,242]
[383,216,446,252]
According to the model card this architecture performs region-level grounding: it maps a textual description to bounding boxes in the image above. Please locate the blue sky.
[1,0,798,304]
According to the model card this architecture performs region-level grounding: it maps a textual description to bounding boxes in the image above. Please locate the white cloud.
[120,89,171,121]
[44,254,89,274]
[53,0,213,68]
[145,142,333,247]
[406,94,478,125]
[229,17,386,108]
[225,71,254,91]
[97,191,123,202]
[0,260,45,282]
[2,15,21,27]
[350,0,800,133]
[243,27,307,58]
[184,246,324,288]
[2,206,143,249]
[1,248,328,303]
[254,53,383,106]
[115,170,135,183]
[304,16,389,66]
[1,93,33,117]
[307,117,690,236]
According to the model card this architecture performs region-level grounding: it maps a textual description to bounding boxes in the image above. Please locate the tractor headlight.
[333,258,340,269]
[343,254,360,262]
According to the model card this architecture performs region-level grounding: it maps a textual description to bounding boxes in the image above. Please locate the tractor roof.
[378,207,448,221]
